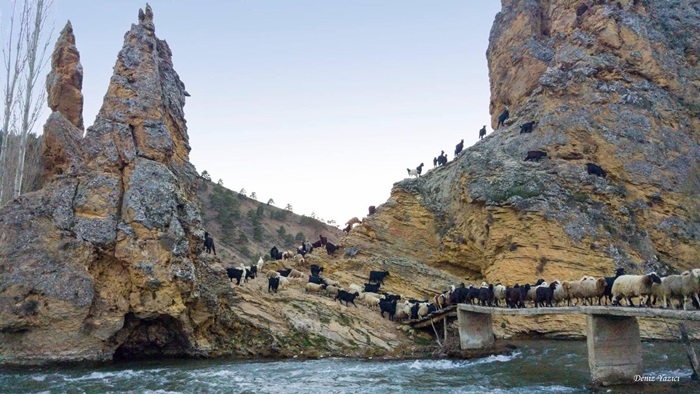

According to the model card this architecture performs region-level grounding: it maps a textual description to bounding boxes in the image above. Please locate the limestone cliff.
[340,0,699,337]
[2,1,699,365]
[0,6,236,364]
[0,6,425,365]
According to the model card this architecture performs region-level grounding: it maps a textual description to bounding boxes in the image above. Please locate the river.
[0,340,695,393]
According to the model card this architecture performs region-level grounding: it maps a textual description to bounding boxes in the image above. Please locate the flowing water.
[0,341,694,393]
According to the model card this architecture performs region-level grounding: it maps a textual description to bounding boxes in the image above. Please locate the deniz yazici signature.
[634,375,681,382]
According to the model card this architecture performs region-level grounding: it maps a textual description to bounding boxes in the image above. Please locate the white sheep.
[324,278,341,287]
[552,280,571,306]
[278,276,290,289]
[305,282,326,293]
[417,302,434,318]
[681,269,700,309]
[293,253,306,265]
[659,270,700,309]
[493,284,506,307]
[394,305,407,322]
[611,273,662,307]
[256,257,265,271]
[282,251,294,260]
[579,277,606,306]
[349,284,363,293]
[362,292,384,301]
[364,294,381,310]
[566,277,595,306]
[288,269,305,279]
[325,285,341,298]
[266,270,281,279]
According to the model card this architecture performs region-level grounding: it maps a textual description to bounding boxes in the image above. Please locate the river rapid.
[0,340,695,393]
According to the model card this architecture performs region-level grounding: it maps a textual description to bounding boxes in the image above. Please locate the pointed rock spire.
[46,20,84,130]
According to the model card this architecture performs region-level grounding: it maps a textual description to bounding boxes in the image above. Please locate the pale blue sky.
[47,1,501,225]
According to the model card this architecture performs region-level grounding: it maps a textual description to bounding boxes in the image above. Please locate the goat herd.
[405,109,609,180]
[436,268,700,314]
[226,253,700,326]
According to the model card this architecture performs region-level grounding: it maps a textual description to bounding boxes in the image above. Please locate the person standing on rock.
[204,232,216,255]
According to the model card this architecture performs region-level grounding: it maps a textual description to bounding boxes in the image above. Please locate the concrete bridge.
[457,304,700,386]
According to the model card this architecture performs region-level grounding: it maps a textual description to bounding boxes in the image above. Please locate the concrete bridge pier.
[457,309,494,349]
[586,314,642,386]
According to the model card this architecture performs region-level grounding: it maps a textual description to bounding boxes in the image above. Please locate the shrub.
[277,226,287,237]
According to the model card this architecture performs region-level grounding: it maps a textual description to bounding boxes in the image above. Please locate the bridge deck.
[409,305,456,328]
[457,304,700,321]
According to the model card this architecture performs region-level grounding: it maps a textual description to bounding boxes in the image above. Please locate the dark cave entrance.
[112,313,192,361]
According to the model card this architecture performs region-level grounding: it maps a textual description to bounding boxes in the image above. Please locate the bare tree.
[0,0,53,204]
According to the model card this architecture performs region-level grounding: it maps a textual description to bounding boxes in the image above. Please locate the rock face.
[2,1,699,365]
[0,6,238,364]
[341,0,699,336]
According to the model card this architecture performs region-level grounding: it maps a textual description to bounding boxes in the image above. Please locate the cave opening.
[111,313,192,362]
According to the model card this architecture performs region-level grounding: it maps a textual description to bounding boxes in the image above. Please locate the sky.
[20,1,502,226]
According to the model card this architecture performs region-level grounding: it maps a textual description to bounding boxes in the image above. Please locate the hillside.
[339,0,700,336]
[195,180,343,265]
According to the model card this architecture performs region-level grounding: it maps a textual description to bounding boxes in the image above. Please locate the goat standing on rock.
[497,107,509,128]
[520,121,536,134]
[479,126,487,139]
[437,151,448,166]
[455,139,464,156]
[407,163,424,178]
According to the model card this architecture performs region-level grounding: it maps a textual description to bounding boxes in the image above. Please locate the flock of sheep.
[440,269,700,312]
[223,227,700,330]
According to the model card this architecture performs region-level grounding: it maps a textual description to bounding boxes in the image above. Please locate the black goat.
[277,269,292,277]
[310,264,324,277]
[268,277,280,293]
[586,163,607,178]
[379,299,397,321]
[270,246,283,260]
[204,232,216,255]
[410,302,420,320]
[326,242,340,255]
[520,121,536,134]
[602,268,625,305]
[467,286,481,304]
[226,268,244,285]
[368,206,376,216]
[479,126,487,139]
[368,271,389,285]
[308,276,326,285]
[364,283,381,293]
[319,235,328,246]
[535,282,557,307]
[497,107,509,128]
[479,284,495,306]
[455,139,464,156]
[245,266,257,282]
[437,151,448,166]
[335,290,360,307]
[524,150,547,162]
